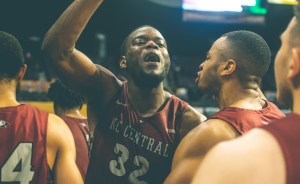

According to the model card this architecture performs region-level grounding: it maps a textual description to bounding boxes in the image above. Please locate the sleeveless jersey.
[60,115,90,181]
[261,113,300,184]
[208,100,285,134]
[85,82,189,184]
[0,104,49,184]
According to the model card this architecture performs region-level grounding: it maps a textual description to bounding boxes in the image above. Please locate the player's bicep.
[56,49,122,104]
[191,137,251,184]
[174,120,236,169]
[166,126,214,184]
[191,143,233,184]
[164,158,202,184]
[172,126,206,169]
[57,49,97,86]
[53,49,103,92]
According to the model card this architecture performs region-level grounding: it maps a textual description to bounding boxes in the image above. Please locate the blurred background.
[0,0,295,115]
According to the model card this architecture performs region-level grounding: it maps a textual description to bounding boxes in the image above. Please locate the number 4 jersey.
[86,82,189,184]
[0,104,49,184]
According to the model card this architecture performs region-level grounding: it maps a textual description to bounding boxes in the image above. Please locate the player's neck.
[0,84,19,107]
[57,108,86,119]
[127,80,165,99]
[127,81,169,117]
[218,84,264,110]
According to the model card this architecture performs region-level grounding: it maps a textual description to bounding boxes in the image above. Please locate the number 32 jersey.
[0,104,49,184]
[86,82,189,184]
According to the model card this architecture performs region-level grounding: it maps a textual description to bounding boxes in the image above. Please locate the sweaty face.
[124,27,170,89]
[274,17,295,108]
[195,37,226,95]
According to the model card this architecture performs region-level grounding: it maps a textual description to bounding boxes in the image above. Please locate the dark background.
[0,0,295,103]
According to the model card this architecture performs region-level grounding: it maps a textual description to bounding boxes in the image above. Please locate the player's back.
[209,100,285,134]
[60,115,90,181]
[0,104,49,184]
[261,113,300,184]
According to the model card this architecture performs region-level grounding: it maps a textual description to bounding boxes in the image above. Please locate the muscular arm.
[41,0,121,105]
[165,119,239,184]
[191,129,286,184]
[47,114,83,184]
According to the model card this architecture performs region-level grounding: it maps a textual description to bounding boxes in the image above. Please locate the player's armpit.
[178,105,206,139]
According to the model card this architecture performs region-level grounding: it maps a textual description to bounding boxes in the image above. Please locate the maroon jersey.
[208,100,285,134]
[60,115,90,181]
[261,113,300,184]
[0,104,49,184]
[86,82,189,184]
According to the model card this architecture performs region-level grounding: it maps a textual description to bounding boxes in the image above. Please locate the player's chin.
[196,84,205,92]
[196,80,204,89]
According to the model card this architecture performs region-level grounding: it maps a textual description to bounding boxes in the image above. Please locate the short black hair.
[291,1,300,47]
[0,31,24,79]
[120,25,159,56]
[222,30,271,81]
[47,80,86,110]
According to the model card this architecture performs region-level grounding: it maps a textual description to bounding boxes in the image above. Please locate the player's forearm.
[41,0,104,59]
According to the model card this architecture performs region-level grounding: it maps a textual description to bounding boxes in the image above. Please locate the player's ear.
[220,59,236,76]
[289,48,300,87]
[119,56,127,69]
[17,64,27,81]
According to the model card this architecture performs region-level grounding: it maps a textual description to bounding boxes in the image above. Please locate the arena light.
[183,0,257,12]
[267,0,297,4]
[182,0,267,24]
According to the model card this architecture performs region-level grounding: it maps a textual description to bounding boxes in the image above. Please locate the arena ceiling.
[0,0,294,57]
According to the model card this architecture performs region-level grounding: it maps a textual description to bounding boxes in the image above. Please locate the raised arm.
[41,0,121,102]
[164,119,238,184]
[47,114,83,184]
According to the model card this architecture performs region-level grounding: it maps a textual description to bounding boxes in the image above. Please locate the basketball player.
[165,30,285,184]
[0,31,83,184]
[48,79,90,181]
[191,2,300,184]
[41,0,206,183]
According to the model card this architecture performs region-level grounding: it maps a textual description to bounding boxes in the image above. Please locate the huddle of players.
[0,0,299,183]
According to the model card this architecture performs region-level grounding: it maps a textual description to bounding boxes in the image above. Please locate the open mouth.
[144,53,160,63]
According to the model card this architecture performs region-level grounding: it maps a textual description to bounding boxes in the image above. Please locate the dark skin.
[41,0,205,142]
